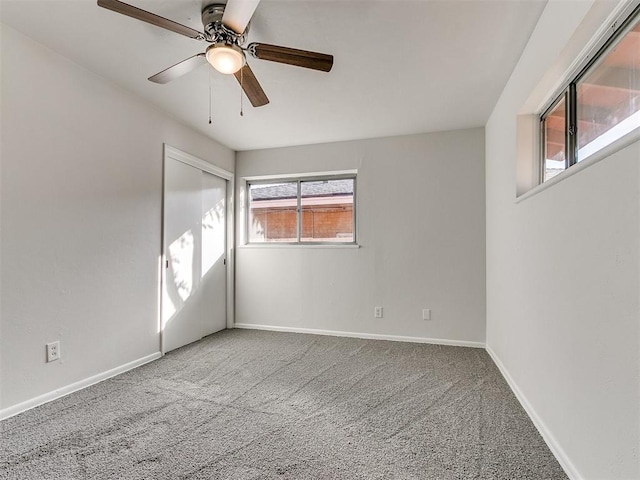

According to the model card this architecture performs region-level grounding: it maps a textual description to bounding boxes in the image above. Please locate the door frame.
[160,144,235,355]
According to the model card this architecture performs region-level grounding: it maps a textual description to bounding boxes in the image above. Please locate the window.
[541,5,640,182]
[247,175,356,244]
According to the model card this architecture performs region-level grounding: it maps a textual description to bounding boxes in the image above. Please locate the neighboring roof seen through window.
[250,179,354,200]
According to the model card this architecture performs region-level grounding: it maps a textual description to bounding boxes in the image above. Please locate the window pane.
[543,95,567,181]
[300,179,354,243]
[248,182,298,242]
[577,16,640,161]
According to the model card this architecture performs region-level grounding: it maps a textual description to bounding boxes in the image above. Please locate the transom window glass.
[543,94,567,181]
[576,18,640,160]
[541,6,640,182]
[248,176,355,244]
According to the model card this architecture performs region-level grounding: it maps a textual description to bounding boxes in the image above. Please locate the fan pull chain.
[240,66,244,117]
[208,68,213,125]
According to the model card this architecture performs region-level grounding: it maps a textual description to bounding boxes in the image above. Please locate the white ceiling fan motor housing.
[201,4,249,45]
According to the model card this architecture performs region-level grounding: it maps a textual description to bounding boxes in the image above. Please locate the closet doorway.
[161,145,233,353]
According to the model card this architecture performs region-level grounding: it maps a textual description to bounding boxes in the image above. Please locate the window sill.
[239,243,361,249]
[516,126,640,204]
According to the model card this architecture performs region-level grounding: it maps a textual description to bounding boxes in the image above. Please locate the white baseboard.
[485,345,582,480]
[0,352,162,421]
[233,323,485,348]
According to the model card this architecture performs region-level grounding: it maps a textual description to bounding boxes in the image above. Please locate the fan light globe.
[206,44,244,74]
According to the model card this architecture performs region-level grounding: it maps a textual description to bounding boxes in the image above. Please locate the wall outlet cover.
[46,341,60,362]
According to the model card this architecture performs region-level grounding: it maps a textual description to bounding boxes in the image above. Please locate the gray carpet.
[1,329,568,479]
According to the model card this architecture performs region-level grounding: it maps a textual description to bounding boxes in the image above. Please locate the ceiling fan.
[97,0,334,107]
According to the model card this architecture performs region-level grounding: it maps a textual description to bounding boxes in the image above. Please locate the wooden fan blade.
[148,54,207,84]
[233,64,269,107]
[222,0,260,34]
[97,0,204,40]
[249,43,333,72]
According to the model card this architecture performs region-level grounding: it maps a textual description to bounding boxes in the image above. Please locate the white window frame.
[242,171,358,247]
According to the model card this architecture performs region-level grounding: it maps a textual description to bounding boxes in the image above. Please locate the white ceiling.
[0,0,547,151]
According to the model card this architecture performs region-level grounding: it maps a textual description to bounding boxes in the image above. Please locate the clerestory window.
[541,4,640,182]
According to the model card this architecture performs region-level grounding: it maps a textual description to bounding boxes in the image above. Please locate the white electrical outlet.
[422,309,431,321]
[374,306,383,318]
[46,341,60,362]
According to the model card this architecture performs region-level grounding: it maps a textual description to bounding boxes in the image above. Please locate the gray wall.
[235,129,486,345]
[485,1,639,479]
[0,25,234,412]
